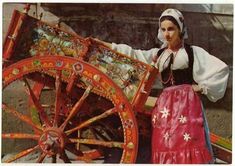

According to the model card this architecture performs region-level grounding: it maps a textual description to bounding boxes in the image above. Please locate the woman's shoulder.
[189,45,209,55]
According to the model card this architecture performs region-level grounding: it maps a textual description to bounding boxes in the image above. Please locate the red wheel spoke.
[37,152,47,163]
[60,85,93,130]
[66,72,79,95]
[3,145,39,163]
[29,81,46,129]
[2,133,40,140]
[53,71,62,127]
[2,104,43,133]
[23,78,52,127]
[66,108,116,135]
[69,138,124,149]
[2,56,138,163]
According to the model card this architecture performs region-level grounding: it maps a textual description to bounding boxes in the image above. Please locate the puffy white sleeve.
[192,46,229,102]
[111,43,159,64]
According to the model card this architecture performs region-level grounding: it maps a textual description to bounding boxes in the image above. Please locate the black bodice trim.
[157,44,195,87]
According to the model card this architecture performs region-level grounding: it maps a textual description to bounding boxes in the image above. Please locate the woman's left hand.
[192,84,202,92]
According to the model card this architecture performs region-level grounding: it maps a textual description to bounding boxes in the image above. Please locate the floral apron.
[151,84,212,164]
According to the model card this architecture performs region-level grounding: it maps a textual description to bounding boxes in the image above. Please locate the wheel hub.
[38,128,65,156]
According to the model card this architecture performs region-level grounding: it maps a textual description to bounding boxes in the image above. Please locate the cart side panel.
[3,10,157,106]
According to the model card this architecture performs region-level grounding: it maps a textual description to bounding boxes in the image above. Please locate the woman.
[103,8,229,164]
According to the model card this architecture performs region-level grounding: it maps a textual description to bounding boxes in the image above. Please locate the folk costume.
[111,9,229,164]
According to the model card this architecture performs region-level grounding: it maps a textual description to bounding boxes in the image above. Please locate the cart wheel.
[2,56,138,163]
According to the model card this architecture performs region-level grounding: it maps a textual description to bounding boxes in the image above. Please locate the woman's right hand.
[192,84,202,92]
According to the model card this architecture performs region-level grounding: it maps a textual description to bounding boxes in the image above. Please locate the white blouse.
[111,43,229,102]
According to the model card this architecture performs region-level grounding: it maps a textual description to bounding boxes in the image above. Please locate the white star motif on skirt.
[183,132,191,142]
[160,107,170,118]
[163,132,170,140]
[178,115,187,124]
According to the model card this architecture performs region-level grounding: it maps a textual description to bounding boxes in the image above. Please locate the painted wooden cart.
[2,5,232,163]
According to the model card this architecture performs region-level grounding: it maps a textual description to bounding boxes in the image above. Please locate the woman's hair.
[160,15,184,38]
[160,16,180,30]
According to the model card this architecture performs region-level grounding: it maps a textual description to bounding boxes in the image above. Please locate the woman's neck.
[167,40,183,52]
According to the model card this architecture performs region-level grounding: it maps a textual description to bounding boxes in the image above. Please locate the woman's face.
[160,20,181,46]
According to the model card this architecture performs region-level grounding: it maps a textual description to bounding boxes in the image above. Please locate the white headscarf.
[157,8,188,47]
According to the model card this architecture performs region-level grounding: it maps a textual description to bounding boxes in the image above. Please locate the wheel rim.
[2,56,138,163]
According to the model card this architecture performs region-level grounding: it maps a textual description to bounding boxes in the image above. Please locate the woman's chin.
[166,39,171,43]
